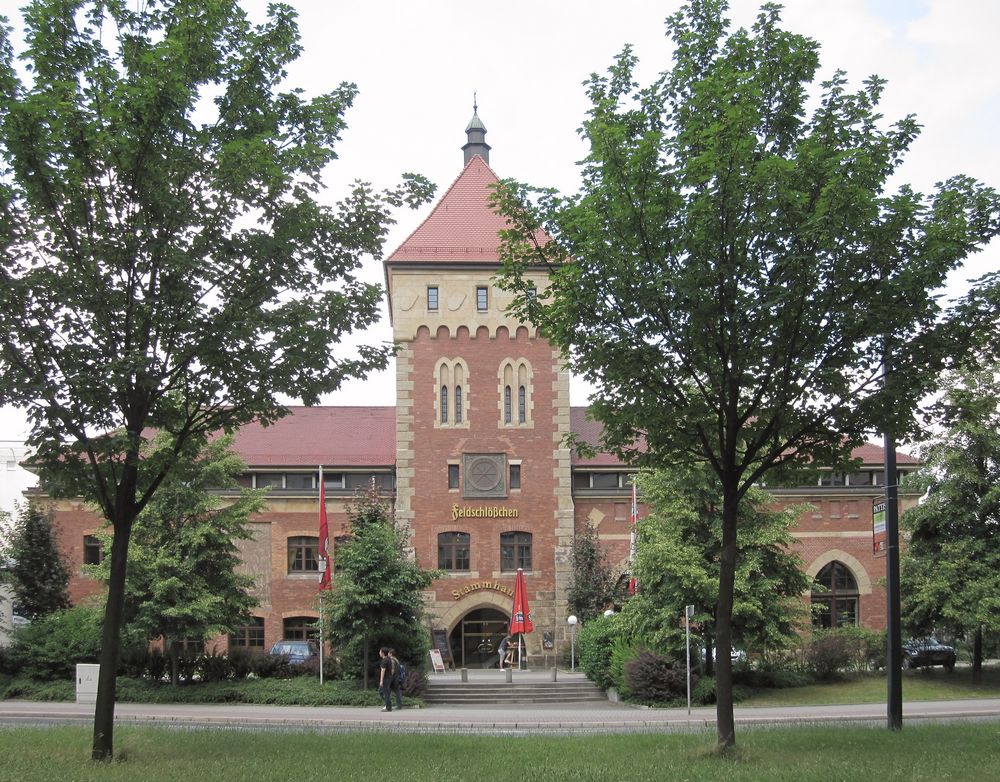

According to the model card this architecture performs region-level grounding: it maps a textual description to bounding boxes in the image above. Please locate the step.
[423,680,606,704]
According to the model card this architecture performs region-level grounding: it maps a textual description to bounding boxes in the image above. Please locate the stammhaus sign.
[451,505,519,521]
[452,580,514,600]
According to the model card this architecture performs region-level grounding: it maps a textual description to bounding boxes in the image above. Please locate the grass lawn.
[0,723,997,781]
[742,665,1000,707]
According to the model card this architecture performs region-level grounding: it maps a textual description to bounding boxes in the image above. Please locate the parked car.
[700,647,747,665]
[267,640,319,665]
[902,638,956,671]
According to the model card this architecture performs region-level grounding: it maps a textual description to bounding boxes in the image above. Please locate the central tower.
[384,108,573,666]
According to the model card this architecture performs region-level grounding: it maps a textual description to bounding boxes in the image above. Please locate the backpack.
[397,661,407,683]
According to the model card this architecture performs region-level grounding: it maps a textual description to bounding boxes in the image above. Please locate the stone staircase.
[422,674,606,704]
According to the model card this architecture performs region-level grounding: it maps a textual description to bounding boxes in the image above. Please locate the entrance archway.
[449,607,508,668]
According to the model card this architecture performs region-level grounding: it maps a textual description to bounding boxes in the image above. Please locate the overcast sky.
[2,0,999,503]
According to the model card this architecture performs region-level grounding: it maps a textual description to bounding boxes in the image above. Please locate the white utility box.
[76,663,100,704]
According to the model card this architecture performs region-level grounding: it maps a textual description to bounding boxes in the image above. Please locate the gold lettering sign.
[451,581,515,601]
[452,505,519,521]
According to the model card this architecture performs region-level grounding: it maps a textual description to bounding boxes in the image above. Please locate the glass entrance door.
[451,608,508,668]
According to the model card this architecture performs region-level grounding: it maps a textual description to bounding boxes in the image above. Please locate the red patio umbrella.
[509,568,533,668]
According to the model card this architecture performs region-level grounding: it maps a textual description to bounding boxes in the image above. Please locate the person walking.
[389,648,404,710]
[378,647,394,712]
[498,634,511,670]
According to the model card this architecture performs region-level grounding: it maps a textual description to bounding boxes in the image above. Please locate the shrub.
[175,650,200,683]
[805,627,886,678]
[692,674,716,704]
[199,650,231,683]
[577,615,621,690]
[250,652,294,680]
[806,631,856,679]
[608,638,638,698]
[146,649,168,682]
[623,649,692,703]
[4,606,102,680]
[400,665,427,697]
[226,649,256,681]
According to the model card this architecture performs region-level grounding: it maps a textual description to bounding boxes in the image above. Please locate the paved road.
[2,697,999,735]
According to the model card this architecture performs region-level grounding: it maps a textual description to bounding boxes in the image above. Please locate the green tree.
[496,1,1000,748]
[0,503,70,620]
[0,0,432,760]
[89,433,262,685]
[326,483,436,689]
[901,364,1000,683]
[567,520,625,623]
[623,467,810,674]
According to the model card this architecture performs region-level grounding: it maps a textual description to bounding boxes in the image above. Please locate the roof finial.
[463,97,490,165]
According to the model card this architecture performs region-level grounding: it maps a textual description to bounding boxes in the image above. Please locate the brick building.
[48,109,919,665]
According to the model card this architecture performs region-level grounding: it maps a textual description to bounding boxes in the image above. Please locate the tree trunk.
[169,637,180,687]
[362,635,370,689]
[91,514,134,761]
[972,626,983,684]
[714,482,739,751]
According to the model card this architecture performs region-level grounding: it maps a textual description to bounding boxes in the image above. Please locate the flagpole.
[318,464,324,686]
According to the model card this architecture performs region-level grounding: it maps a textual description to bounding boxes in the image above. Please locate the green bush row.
[575,614,888,703]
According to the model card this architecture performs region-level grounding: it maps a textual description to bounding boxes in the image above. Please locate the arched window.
[436,358,469,427]
[499,359,532,427]
[812,561,859,628]
[438,532,471,571]
[287,536,319,573]
[500,531,532,572]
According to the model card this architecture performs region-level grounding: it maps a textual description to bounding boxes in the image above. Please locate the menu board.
[431,628,453,668]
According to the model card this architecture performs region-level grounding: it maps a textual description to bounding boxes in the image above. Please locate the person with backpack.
[389,648,405,710]
[378,647,395,712]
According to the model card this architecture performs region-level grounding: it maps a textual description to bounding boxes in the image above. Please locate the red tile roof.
[229,406,916,470]
[231,407,395,467]
[387,155,531,263]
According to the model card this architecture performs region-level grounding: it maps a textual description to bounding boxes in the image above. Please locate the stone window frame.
[435,357,470,429]
[498,358,533,429]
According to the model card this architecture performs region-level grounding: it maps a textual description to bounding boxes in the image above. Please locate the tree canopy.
[624,467,810,672]
[325,483,436,689]
[88,434,262,684]
[567,520,626,623]
[0,0,432,760]
[496,0,1000,749]
[901,363,1000,682]
[0,503,70,620]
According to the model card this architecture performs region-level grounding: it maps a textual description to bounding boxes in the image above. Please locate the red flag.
[318,470,331,590]
[509,567,533,635]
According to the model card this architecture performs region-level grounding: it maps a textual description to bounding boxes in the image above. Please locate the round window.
[467,456,502,492]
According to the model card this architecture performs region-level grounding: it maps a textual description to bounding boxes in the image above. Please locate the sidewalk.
[2,691,999,735]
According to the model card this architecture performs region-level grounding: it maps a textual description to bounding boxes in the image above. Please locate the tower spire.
[462,96,491,165]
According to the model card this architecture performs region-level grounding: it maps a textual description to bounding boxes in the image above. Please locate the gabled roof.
[231,407,395,468]
[386,155,509,263]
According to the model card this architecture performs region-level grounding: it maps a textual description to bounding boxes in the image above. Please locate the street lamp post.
[567,615,578,672]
